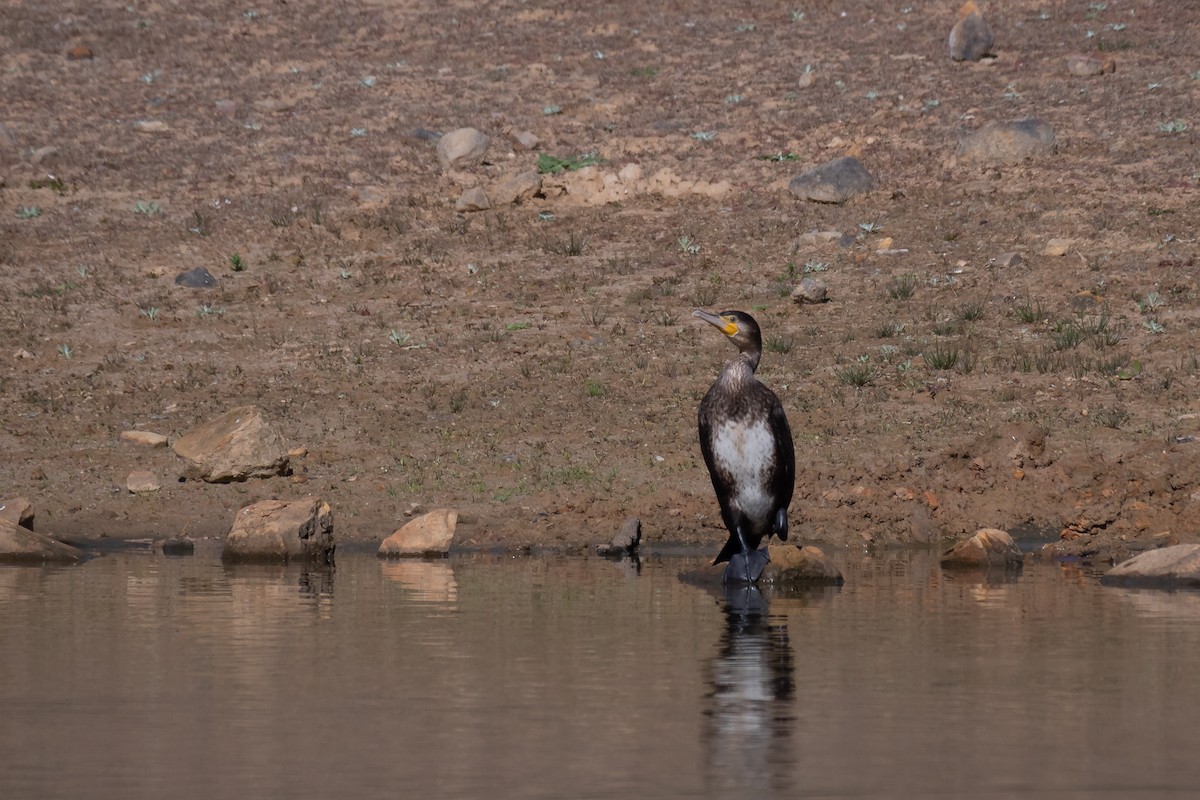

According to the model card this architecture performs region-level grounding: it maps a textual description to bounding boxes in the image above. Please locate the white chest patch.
[712,418,775,520]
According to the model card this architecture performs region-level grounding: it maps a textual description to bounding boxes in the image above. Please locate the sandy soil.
[1,1,1198,563]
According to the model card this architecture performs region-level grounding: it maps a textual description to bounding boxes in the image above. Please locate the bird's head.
[693,309,763,356]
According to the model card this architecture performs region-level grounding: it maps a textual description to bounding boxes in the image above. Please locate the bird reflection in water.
[702,584,796,795]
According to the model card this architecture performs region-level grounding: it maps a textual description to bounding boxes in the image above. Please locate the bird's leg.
[722,524,770,584]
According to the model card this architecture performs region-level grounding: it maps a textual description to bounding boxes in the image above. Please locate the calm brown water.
[2,545,1199,799]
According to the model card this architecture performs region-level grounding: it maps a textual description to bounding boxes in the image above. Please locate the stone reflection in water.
[702,585,796,796]
[379,560,458,605]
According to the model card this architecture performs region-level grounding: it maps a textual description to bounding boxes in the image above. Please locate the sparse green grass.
[1014,298,1047,324]
[923,342,960,370]
[57,344,73,360]
[133,201,162,215]
[537,152,603,174]
[1051,320,1086,350]
[546,232,587,256]
[1138,292,1165,313]
[197,304,224,318]
[229,253,246,271]
[29,176,67,195]
[16,206,41,219]
[957,302,986,322]
[835,357,877,387]
[765,334,794,354]
[587,381,605,397]
[887,275,918,301]
[1093,406,1131,429]
[140,306,160,320]
[874,321,904,338]
[677,235,701,255]
[449,391,467,413]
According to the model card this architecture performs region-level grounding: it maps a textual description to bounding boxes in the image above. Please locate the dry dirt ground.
[2,1,1198,563]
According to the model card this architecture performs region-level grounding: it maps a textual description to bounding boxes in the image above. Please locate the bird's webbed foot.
[722,547,770,584]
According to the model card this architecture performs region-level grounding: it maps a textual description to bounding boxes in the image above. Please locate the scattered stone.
[13,348,35,360]
[174,267,218,288]
[0,497,34,529]
[126,470,161,493]
[133,120,171,134]
[507,129,540,151]
[948,0,994,61]
[1101,544,1200,588]
[791,277,828,304]
[378,509,458,557]
[172,405,290,483]
[156,536,195,556]
[940,527,1024,568]
[253,98,296,114]
[491,170,542,205]
[223,497,335,563]
[121,430,169,447]
[288,446,308,459]
[214,99,238,115]
[66,45,94,60]
[1042,238,1074,257]
[1067,54,1115,77]
[597,517,641,557]
[763,544,845,586]
[788,156,875,204]
[993,251,1023,268]
[454,186,491,212]
[0,518,82,563]
[957,118,1056,166]
[436,127,490,168]
[797,69,816,89]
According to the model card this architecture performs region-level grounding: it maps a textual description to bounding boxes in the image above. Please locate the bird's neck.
[722,351,760,387]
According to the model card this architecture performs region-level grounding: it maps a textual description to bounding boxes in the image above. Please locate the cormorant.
[693,309,796,583]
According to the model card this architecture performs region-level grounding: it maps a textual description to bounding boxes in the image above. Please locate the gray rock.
[126,470,160,493]
[597,517,641,557]
[948,1,994,61]
[1101,544,1200,588]
[993,251,1023,269]
[222,497,335,563]
[436,127,490,168]
[378,509,457,557]
[0,496,34,529]
[174,267,218,288]
[492,170,542,205]
[941,527,1024,568]
[509,129,540,151]
[172,405,290,482]
[763,544,845,586]
[788,156,875,204]
[791,277,828,304]
[156,536,195,556]
[454,186,491,212]
[957,118,1056,166]
[1067,54,1114,77]
[0,518,82,563]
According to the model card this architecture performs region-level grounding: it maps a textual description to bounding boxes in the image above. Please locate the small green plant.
[874,321,904,338]
[537,152,602,174]
[630,66,659,78]
[133,201,162,215]
[835,356,877,387]
[677,235,701,255]
[29,176,67,195]
[16,206,41,219]
[802,261,829,274]
[1051,320,1086,350]
[545,231,586,256]
[1138,292,1165,313]
[57,343,73,359]
[1014,298,1047,324]
[1144,319,1165,334]
[197,304,224,318]
[449,391,467,413]
[858,221,883,235]
[505,322,530,331]
[887,275,918,301]
[765,335,794,354]
[229,253,246,271]
[756,152,801,162]
[931,319,960,337]
[923,342,959,370]
[582,305,608,327]
[587,381,605,397]
[1093,406,1131,429]
[957,302,986,322]
[691,131,717,142]
[724,94,744,105]
[388,330,410,346]
[1158,120,1188,133]
[140,306,159,320]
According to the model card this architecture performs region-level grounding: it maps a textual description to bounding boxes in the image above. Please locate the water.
[2,546,1199,799]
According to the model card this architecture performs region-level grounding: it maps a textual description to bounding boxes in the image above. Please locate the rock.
[214,99,238,115]
[378,509,458,557]
[941,527,1024,568]
[597,517,641,557]
[172,405,290,483]
[253,98,296,114]
[156,536,195,556]
[763,544,845,586]
[507,129,540,151]
[174,267,218,288]
[491,170,542,205]
[791,277,828,304]
[222,497,335,563]
[133,120,171,134]
[788,156,875,204]
[948,0,994,61]
[993,251,1023,268]
[1042,238,1074,257]
[13,348,35,360]
[454,186,491,212]
[1101,545,1200,588]
[0,497,34,529]
[957,118,1056,166]
[120,430,169,447]
[1067,54,1115,76]
[436,127,490,168]
[0,518,82,563]
[66,45,94,60]
[126,470,161,493]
